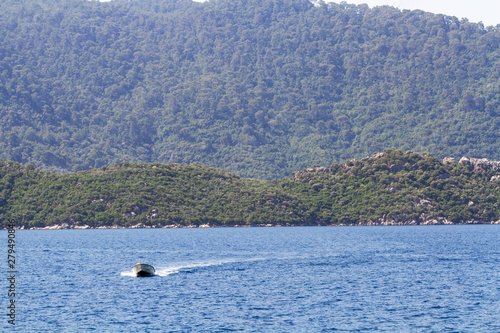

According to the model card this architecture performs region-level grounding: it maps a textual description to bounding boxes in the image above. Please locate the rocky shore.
[11,219,500,230]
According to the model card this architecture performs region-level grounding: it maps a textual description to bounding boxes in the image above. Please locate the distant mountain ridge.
[1,0,500,179]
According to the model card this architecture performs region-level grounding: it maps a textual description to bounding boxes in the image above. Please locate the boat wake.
[121,257,267,277]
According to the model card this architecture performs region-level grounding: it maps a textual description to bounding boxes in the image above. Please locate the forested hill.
[1,0,500,179]
[1,150,500,228]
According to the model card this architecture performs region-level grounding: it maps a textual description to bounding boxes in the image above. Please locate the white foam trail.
[156,258,248,276]
[121,257,268,277]
[120,271,137,277]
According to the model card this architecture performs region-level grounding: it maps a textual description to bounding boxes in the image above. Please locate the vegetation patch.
[2,150,499,228]
[1,0,500,179]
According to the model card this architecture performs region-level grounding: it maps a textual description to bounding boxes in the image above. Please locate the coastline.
[3,150,500,231]
[9,219,500,230]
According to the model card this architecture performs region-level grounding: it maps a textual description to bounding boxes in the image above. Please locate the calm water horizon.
[3,225,500,332]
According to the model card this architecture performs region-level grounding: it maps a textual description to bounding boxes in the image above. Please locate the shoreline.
[7,219,500,230]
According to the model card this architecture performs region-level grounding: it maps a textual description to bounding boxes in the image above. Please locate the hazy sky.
[326,0,500,26]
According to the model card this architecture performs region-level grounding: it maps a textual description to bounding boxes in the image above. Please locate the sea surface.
[3,225,500,332]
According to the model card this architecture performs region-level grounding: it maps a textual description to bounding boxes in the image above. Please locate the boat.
[132,262,155,277]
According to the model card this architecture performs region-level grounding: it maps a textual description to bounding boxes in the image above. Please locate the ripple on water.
[10,225,500,332]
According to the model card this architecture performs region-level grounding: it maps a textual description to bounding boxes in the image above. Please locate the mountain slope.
[2,150,500,228]
[1,0,500,178]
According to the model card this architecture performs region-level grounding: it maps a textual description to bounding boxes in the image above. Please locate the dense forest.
[1,150,499,228]
[1,0,500,179]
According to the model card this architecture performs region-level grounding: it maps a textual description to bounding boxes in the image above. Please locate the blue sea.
[4,225,500,332]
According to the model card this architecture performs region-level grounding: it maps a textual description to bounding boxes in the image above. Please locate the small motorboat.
[132,262,155,277]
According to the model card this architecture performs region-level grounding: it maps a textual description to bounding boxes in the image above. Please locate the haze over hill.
[335,0,500,27]
[1,0,500,179]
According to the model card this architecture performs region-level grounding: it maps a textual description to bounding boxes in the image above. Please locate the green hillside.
[1,0,500,178]
[2,150,499,228]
